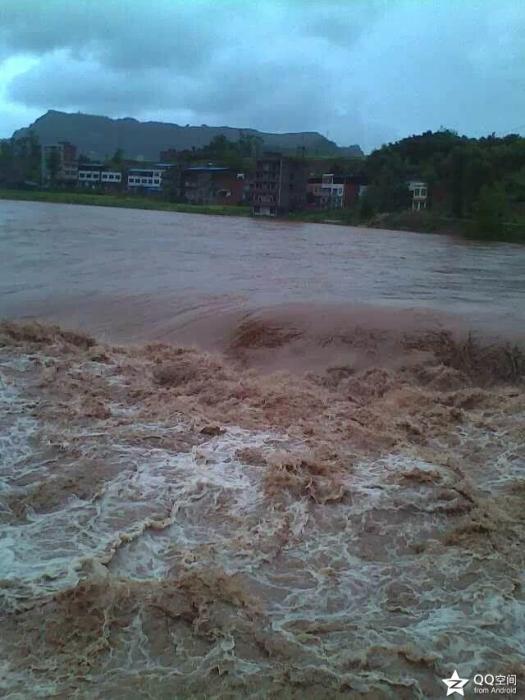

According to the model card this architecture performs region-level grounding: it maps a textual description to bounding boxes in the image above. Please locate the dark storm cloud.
[8,54,182,113]
[0,0,220,70]
[0,0,524,150]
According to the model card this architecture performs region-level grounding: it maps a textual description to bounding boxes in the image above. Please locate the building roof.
[184,166,230,172]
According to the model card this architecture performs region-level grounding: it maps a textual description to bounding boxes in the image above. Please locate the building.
[344,175,369,205]
[101,170,123,188]
[307,174,368,209]
[41,141,78,184]
[77,163,122,189]
[308,174,345,208]
[408,180,428,211]
[78,163,102,186]
[252,153,306,216]
[127,163,179,193]
[182,166,246,205]
[127,167,164,191]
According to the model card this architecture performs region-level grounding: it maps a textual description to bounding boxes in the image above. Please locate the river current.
[0,200,524,698]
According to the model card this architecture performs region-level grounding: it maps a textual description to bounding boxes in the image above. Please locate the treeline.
[167,133,265,171]
[362,129,525,239]
[0,133,41,187]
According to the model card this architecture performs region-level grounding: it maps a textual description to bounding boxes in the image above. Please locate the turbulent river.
[0,200,524,698]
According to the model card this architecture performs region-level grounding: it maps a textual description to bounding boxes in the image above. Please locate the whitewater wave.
[0,321,523,698]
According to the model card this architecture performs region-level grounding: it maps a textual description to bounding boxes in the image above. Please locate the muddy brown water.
[0,200,524,698]
[1,199,524,351]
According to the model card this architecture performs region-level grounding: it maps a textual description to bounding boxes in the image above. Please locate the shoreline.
[0,188,252,218]
[2,188,524,241]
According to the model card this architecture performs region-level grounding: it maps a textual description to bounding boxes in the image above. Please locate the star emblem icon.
[442,670,469,696]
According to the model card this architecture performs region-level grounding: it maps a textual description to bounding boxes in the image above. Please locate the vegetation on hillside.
[167,133,265,171]
[0,133,41,186]
[362,129,525,239]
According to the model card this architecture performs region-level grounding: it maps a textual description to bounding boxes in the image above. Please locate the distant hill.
[12,110,363,161]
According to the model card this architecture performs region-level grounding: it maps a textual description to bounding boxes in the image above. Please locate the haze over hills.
[12,110,364,161]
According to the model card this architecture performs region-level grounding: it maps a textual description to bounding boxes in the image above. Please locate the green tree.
[358,194,375,221]
[471,184,508,238]
[0,134,41,186]
[238,133,263,158]
[111,148,124,165]
[46,149,61,184]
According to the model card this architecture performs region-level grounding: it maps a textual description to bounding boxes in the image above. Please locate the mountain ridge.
[12,110,364,160]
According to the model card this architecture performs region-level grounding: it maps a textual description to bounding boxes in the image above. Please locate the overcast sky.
[0,0,524,152]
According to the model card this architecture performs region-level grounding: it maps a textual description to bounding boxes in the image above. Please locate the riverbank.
[0,188,251,218]
[288,207,463,234]
[289,207,525,241]
[1,188,524,241]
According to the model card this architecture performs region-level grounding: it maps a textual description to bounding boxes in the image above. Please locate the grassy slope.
[289,207,525,241]
[0,189,251,217]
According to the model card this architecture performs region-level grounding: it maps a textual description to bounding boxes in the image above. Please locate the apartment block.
[252,153,306,216]
[41,141,78,184]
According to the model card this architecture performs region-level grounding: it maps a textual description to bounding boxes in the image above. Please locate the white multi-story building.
[101,171,122,184]
[127,168,163,190]
[408,180,428,211]
[78,168,101,185]
[77,164,122,187]
[77,164,123,188]
[320,174,345,208]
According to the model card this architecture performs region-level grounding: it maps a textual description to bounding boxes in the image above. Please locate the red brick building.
[182,166,247,205]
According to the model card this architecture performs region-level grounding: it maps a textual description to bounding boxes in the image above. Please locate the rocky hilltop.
[13,110,364,161]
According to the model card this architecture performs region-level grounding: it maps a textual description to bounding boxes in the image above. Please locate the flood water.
[1,200,524,348]
[1,200,524,698]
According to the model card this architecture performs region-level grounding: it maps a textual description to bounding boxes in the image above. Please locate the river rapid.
[0,201,524,698]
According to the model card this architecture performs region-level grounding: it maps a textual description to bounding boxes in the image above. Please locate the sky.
[0,0,524,152]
